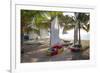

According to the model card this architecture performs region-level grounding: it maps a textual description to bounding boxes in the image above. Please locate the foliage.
[21,10,90,35]
[76,13,90,32]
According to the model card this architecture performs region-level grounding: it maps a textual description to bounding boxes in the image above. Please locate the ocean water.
[59,29,89,40]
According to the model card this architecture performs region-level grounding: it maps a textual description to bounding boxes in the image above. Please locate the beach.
[21,39,89,63]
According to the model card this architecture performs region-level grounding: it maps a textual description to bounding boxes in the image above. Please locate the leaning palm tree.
[21,10,64,45]
[21,10,36,44]
[21,10,50,42]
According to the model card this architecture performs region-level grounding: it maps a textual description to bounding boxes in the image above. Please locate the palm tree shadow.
[21,42,50,63]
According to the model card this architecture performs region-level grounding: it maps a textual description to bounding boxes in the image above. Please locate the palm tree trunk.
[74,23,78,46]
[74,13,79,46]
[78,22,81,47]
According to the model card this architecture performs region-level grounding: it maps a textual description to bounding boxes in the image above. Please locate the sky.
[63,12,75,17]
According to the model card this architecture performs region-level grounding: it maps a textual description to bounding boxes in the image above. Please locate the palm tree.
[59,12,90,48]
[74,12,90,47]
[21,10,49,44]
[58,14,76,38]
[21,10,63,45]
[21,10,90,48]
[21,10,36,44]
